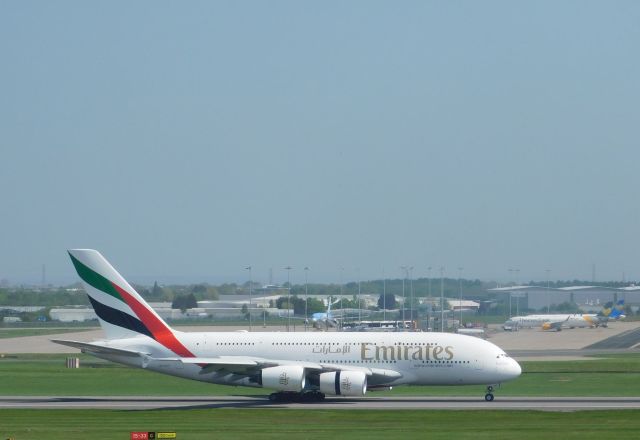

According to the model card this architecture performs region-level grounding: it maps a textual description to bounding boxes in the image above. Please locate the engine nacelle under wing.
[261,365,306,392]
[319,370,367,396]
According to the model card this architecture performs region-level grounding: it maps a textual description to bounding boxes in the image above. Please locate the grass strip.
[2,353,640,397]
[2,409,640,440]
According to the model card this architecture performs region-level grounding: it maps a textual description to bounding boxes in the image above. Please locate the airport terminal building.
[489,285,640,312]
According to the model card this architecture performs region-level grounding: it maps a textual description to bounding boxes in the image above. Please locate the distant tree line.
[0,287,89,307]
[274,295,325,315]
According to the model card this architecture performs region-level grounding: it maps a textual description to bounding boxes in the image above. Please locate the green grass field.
[1,353,640,397]
[2,354,640,439]
[1,409,640,440]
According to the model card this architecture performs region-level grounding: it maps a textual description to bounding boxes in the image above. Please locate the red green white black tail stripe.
[68,249,194,358]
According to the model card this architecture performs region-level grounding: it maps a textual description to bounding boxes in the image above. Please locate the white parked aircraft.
[504,301,625,331]
[53,250,521,402]
[504,314,593,331]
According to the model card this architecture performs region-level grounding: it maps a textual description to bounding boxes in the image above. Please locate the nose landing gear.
[484,385,495,401]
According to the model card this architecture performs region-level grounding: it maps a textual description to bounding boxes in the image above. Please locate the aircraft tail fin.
[600,301,614,318]
[609,299,626,319]
[67,250,194,357]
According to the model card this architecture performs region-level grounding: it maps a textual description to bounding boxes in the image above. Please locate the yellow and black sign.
[131,431,176,439]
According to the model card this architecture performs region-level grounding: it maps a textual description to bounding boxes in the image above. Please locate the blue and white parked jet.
[53,250,521,402]
[308,297,340,329]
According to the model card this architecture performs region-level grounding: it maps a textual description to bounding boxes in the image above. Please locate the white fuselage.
[95,330,521,389]
[507,314,596,329]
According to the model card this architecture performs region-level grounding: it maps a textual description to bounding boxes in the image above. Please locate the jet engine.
[261,366,306,392]
[319,371,367,396]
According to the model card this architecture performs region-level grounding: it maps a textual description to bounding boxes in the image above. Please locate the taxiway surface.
[2,321,639,356]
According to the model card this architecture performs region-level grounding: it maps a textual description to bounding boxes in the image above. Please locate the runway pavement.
[1,395,640,411]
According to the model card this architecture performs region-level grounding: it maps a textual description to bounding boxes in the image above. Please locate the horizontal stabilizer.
[51,339,147,357]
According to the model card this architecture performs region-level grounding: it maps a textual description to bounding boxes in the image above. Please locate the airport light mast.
[382,267,386,322]
[400,266,408,327]
[357,268,361,324]
[245,266,252,331]
[304,267,309,331]
[427,266,432,331]
[458,267,463,328]
[408,266,414,328]
[440,267,445,332]
[546,269,551,313]
[284,266,292,331]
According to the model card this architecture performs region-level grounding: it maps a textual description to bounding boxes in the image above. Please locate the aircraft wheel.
[485,393,494,402]
[268,393,281,402]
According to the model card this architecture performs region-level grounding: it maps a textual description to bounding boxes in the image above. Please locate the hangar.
[489,285,640,312]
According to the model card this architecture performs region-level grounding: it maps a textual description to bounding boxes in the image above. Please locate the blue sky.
[1,1,639,285]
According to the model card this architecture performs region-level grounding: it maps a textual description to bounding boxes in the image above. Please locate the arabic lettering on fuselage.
[311,344,352,355]
[309,342,455,361]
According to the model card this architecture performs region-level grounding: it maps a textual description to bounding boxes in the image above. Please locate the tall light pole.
[245,266,252,331]
[339,267,344,327]
[400,266,407,326]
[508,268,514,318]
[284,266,292,331]
[304,267,309,331]
[427,266,432,331]
[458,267,463,328]
[440,267,445,332]
[515,268,520,316]
[357,268,361,324]
[382,267,386,322]
[546,269,551,313]
[408,266,414,328]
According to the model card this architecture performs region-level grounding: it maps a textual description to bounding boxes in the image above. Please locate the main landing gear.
[484,385,495,402]
[268,391,326,402]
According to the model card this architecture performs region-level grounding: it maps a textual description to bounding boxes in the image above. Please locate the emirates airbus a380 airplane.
[53,250,521,402]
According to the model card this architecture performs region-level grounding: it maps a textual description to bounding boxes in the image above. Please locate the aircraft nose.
[506,358,522,379]
[497,357,521,381]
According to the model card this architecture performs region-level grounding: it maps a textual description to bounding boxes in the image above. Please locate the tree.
[171,293,198,312]
[305,297,326,314]
[276,296,294,310]
[191,284,207,294]
[241,303,250,320]
[146,281,163,300]
[378,293,397,310]
[274,295,326,315]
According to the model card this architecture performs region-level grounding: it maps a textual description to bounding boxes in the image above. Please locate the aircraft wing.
[51,339,149,357]
[170,356,402,381]
[52,340,403,382]
[171,357,320,374]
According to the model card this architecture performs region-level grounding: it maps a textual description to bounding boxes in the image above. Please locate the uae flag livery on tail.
[67,249,194,358]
